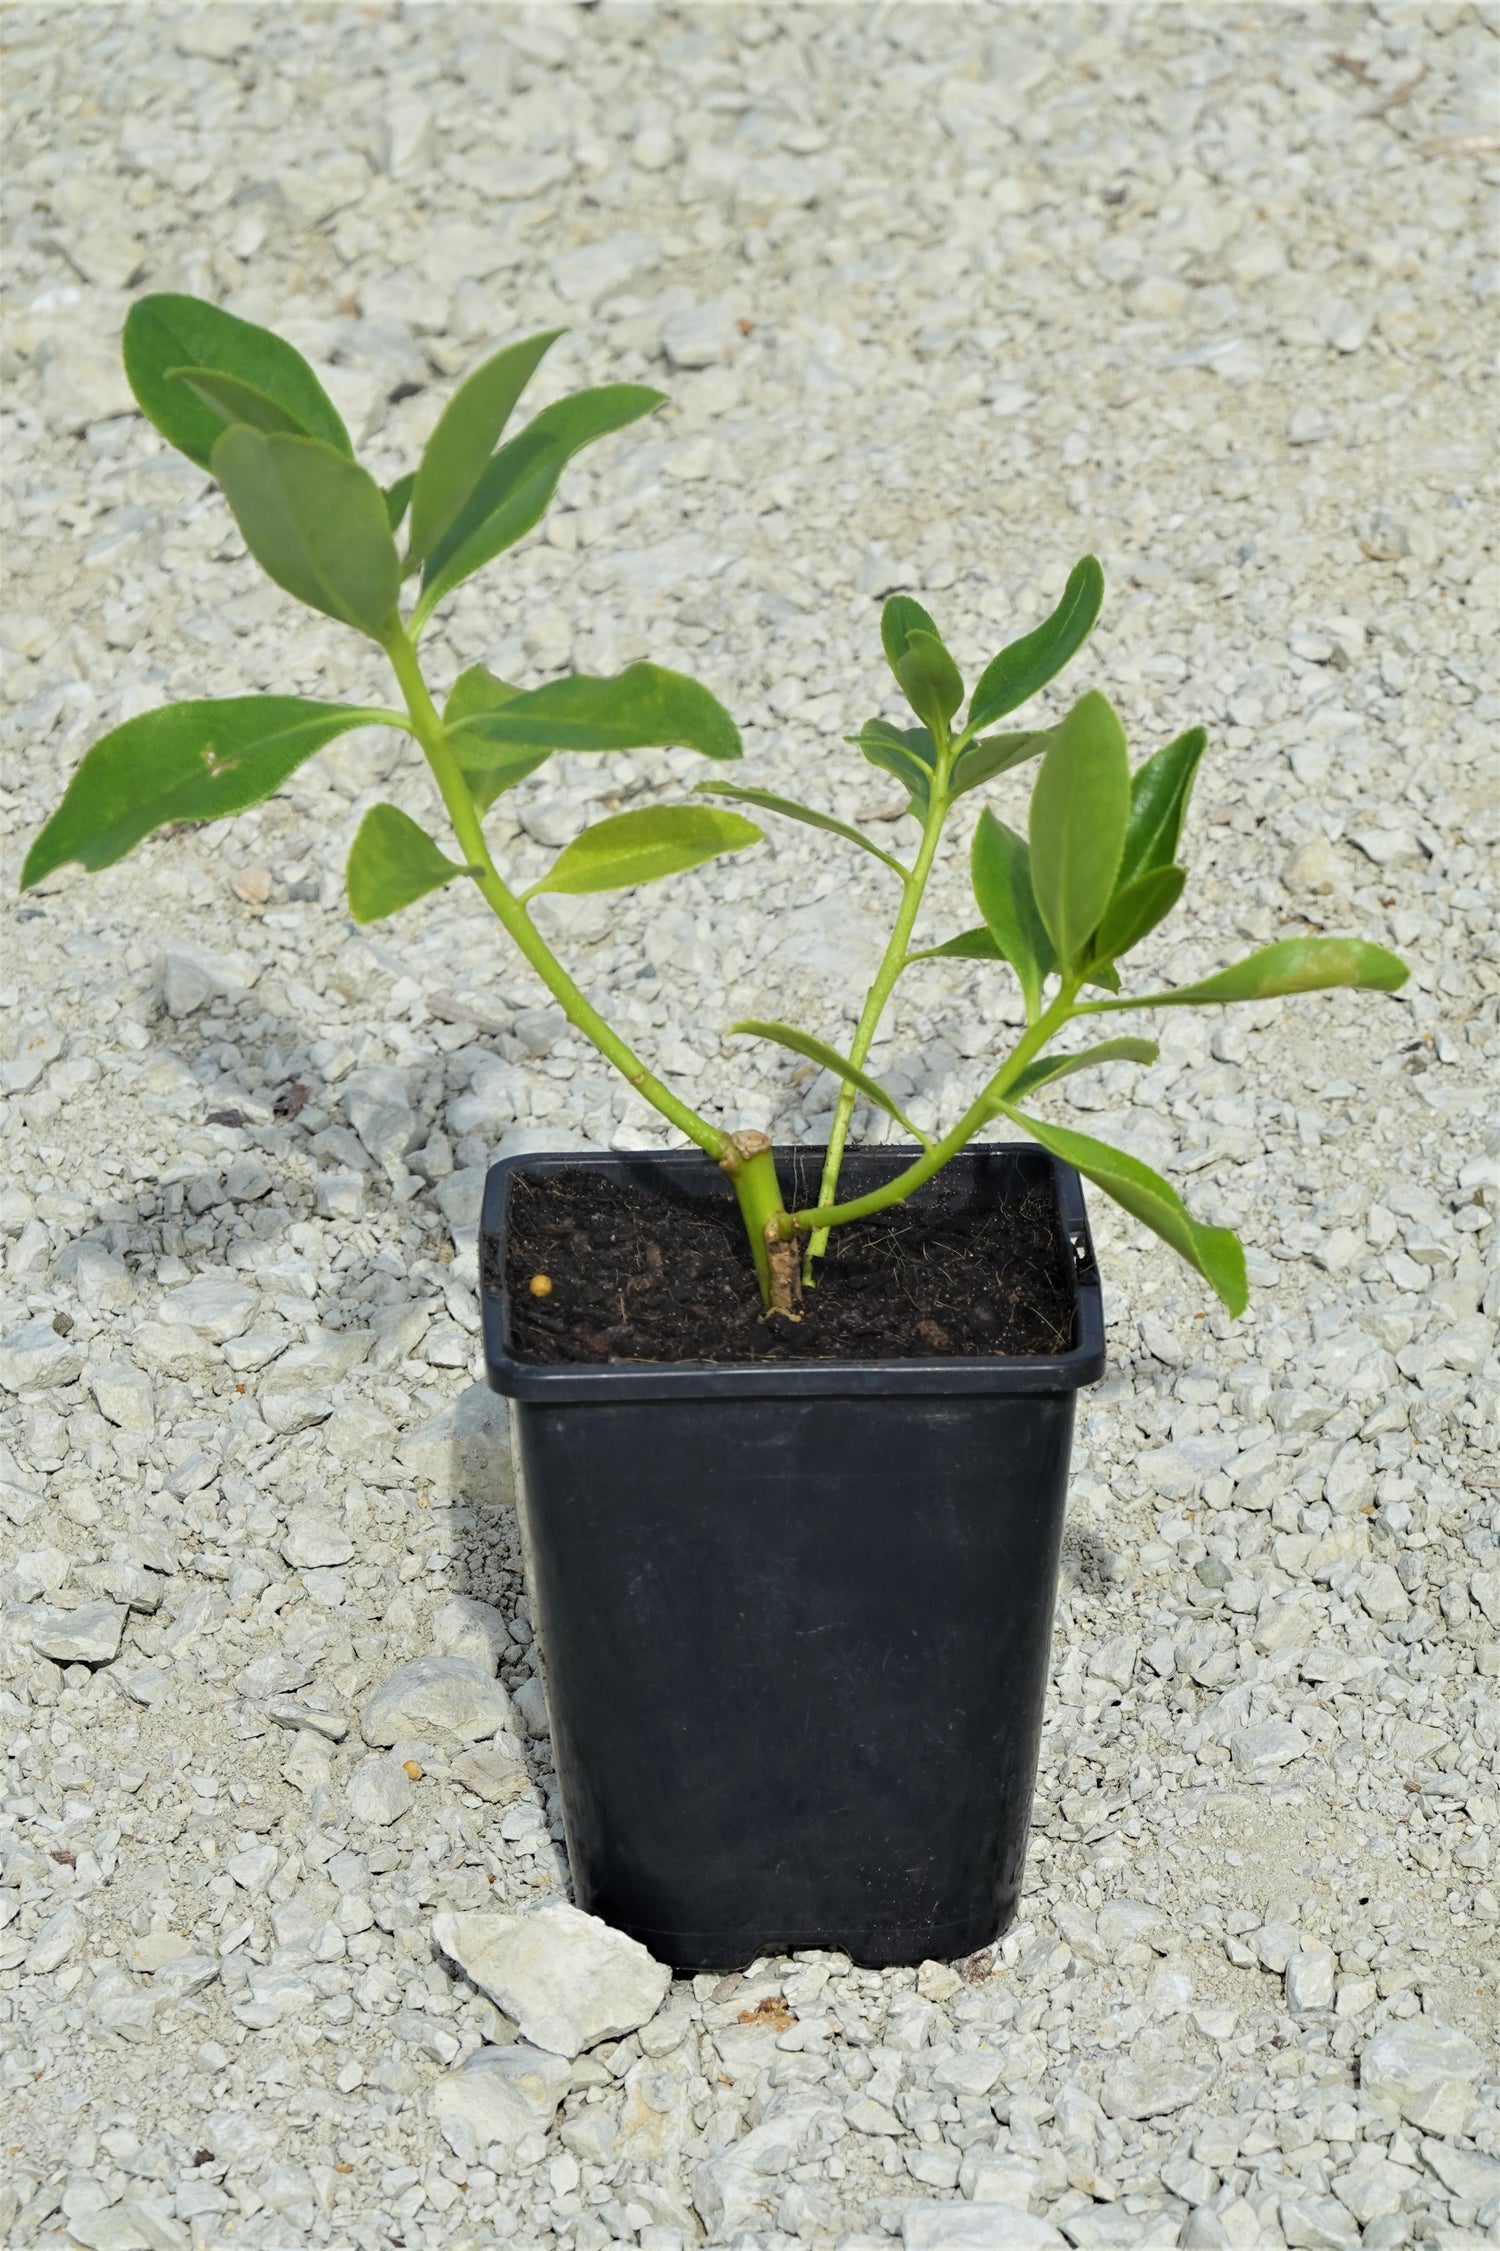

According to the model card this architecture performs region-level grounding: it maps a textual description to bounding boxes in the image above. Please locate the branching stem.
[779,978,1081,1238]
[803,719,966,1282]
[381,623,728,1166]
[718,1131,794,1308]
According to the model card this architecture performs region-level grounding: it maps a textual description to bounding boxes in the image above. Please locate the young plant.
[22,294,771,1220]
[23,298,1408,1329]
[724,655,1408,1312]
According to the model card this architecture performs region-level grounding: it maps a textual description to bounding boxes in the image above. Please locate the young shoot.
[23,299,1408,1329]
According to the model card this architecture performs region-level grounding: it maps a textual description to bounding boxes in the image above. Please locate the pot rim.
[481,1142,1105,1402]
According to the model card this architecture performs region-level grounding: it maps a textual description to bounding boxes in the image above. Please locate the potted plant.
[24,299,1407,1970]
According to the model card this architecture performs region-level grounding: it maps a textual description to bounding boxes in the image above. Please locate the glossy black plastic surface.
[482,1144,1102,1969]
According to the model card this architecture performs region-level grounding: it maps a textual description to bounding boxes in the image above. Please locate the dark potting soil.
[495,1162,1076,1365]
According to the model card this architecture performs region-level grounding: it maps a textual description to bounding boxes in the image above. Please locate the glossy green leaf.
[729,1021,932,1146]
[385,471,416,533]
[1112,937,1410,1010]
[896,628,965,737]
[692,781,905,877]
[444,664,520,729]
[880,593,943,680]
[414,384,664,628]
[211,428,401,637]
[1028,689,1130,969]
[853,718,933,815]
[449,663,741,766]
[122,293,352,469]
[971,807,1056,1021]
[443,666,548,813]
[406,328,563,569]
[346,804,467,923]
[1005,1037,1158,1102]
[169,367,310,438]
[461,740,551,812]
[997,1104,1247,1315]
[907,925,1002,963]
[527,804,761,897]
[20,698,387,888]
[1118,726,1207,888]
[949,726,1052,798]
[1090,864,1187,964]
[968,555,1104,730]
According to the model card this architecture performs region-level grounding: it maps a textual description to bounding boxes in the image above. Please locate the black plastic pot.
[480,1142,1103,1971]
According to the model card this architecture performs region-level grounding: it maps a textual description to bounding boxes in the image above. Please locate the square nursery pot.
[480,1142,1103,1972]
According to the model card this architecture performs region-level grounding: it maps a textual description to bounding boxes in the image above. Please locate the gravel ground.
[2,4,1498,2248]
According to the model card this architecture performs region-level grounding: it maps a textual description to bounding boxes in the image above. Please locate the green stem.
[804,745,953,1281]
[1074,990,1202,1014]
[720,1133,797,1310]
[381,624,727,1166]
[781,979,1080,1237]
[351,707,422,733]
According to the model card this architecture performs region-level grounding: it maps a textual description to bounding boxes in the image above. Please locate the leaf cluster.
[21,297,1410,1322]
[24,297,759,920]
[728,586,1406,1315]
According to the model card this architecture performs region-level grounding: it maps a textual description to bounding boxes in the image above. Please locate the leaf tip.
[1215,1234,1250,1319]
[18,838,54,892]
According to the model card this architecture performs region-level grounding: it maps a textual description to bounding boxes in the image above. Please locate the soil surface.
[497,1164,1077,1363]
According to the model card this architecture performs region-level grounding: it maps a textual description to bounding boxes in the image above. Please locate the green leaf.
[996,1104,1247,1315]
[406,328,563,569]
[385,471,415,533]
[461,746,551,816]
[414,383,665,628]
[853,717,933,816]
[692,781,905,877]
[1118,726,1207,888]
[949,727,1052,798]
[527,805,761,898]
[1027,689,1130,969]
[1005,1037,1158,1102]
[443,666,549,813]
[449,663,741,764]
[880,593,942,679]
[968,555,1104,731]
[168,367,310,438]
[1090,864,1187,964]
[122,293,352,469]
[729,1021,932,1146]
[443,664,520,729]
[1120,937,1410,1009]
[907,925,1002,963]
[346,804,468,923]
[211,428,400,638]
[971,807,1056,1021]
[20,697,386,888]
[896,628,964,737]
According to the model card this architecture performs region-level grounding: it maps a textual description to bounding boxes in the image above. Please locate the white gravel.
[2,5,1498,2250]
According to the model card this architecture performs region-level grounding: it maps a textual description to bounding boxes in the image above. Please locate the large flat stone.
[429,2043,572,2160]
[1100,2059,1211,2122]
[903,2203,1065,2249]
[359,1656,515,1748]
[0,1318,86,1393]
[432,1901,670,2058]
[29,1599,127,1664]
[1360,2019,1484,2134]
[396,1381,512,1501]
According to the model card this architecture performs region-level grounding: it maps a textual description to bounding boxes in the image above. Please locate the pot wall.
[483,1145,1103,1970]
